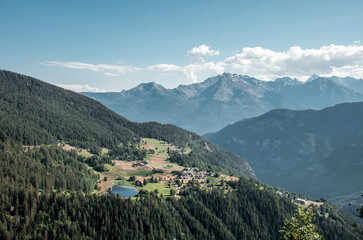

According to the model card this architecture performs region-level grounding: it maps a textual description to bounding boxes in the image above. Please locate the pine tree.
[280,207,323,240]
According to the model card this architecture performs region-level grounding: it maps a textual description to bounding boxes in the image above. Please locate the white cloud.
[42,61,139,76]
[148,62,224,83]
[223,44,363,80]
[105,72,121,77]
[328,65,363,78]
[147,64,181,71]
[181,62,225,82]
[187,44,220,62]
[55,84,107,92]
[187,44,220,57]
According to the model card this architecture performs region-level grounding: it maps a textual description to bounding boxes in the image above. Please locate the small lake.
[110,185,138,197]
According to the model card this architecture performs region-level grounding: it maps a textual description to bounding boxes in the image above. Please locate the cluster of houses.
[275,191,324,207]
[276,191,307,205]
[276,191,286,197]
[294,198,307,205]
[179,168,215,180]
[132,160,148,167]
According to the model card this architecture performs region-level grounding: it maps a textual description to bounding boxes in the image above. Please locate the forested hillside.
[0,70,360,239]
[0,70,253,177]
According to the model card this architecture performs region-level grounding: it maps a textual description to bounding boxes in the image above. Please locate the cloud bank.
[55,84,106,92]
[148,44,363,82]
[43,44,363,84]
[224,44,363,80]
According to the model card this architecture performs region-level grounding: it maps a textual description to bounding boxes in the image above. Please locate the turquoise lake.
[111,186,138,197]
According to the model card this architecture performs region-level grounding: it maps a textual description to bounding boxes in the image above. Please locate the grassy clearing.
[295,203,309,210]
[205,177,220,187]
[112,179,133,187]
[62,143,93,158]
[101,148,109,155]
[78,149,93,158]
[126,169,151,177]
[164,165,173,169]
[142,138,169,152]
[152,161,183,171]
[142,183,174,196]
[157,151,169,158]
[183,147,192,154]
[142,137,191,159]
[104,164,116,172]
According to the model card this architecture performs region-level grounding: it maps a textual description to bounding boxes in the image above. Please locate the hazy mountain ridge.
[205,102,363,200]
[316,76,363,94]
[83,73,363,134]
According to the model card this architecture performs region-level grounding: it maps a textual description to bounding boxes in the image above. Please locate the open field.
[62,143,94,158]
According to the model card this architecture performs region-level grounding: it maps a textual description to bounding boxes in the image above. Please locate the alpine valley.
[1,70,361,239]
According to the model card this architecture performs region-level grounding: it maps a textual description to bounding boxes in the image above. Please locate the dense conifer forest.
[0,70,361,239]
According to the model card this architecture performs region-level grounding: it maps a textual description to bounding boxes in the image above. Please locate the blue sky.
[1,0,363,91]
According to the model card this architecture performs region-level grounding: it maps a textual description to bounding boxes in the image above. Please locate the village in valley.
[88,138,238,197]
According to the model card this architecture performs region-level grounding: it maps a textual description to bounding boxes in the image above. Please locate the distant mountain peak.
[274,77,302,85]
[133,82,166,92]
[307,74,320,82]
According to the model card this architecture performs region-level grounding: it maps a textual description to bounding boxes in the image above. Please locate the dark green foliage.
[0,143,98,193]
[313,201,363,239]
[0,71,136,149]
[177,179,295,239]
[0,189,198,239]
[84,155,110,171]
[143,177,159,186]
[151,168,164,174]
[108,143,146,161]
[0,177,298,239]
[167,149,245,175]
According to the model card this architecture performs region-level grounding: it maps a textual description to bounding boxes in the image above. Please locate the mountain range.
[205,102,363,200]
[82,73,363,134]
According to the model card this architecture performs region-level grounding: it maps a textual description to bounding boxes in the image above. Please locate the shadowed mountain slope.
[205,102,363,199]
